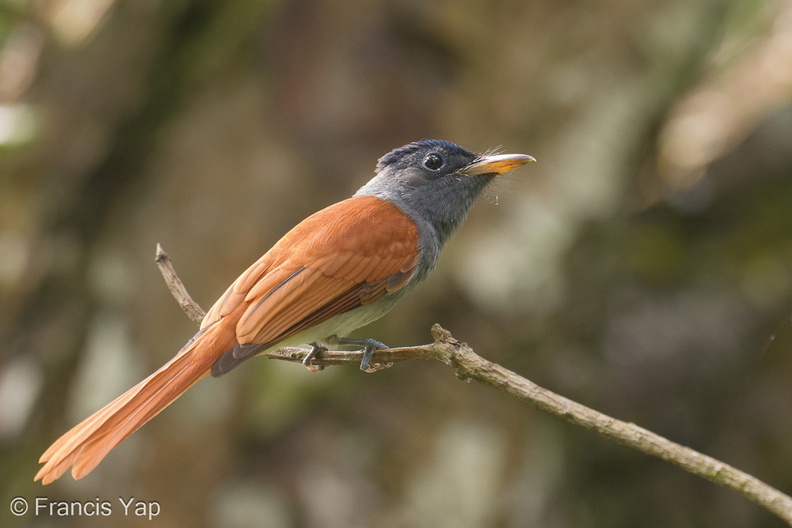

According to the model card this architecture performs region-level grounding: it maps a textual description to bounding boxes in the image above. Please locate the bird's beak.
[462,153,536,177]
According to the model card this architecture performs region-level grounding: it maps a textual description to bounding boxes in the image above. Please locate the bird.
[34,139,534,485]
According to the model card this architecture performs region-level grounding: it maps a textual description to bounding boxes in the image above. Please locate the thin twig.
[155,244,792,525]
[155,243,205,324]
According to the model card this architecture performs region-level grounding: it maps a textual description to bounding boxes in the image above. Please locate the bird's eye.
[423,153,445,171]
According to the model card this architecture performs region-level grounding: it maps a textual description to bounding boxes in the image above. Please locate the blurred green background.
[2,0,792,526]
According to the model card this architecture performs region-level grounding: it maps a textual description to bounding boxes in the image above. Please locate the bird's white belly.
[263,297,401,353]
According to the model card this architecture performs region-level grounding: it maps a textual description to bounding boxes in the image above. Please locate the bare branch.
[155,244,792,525]
[426,325,792,524]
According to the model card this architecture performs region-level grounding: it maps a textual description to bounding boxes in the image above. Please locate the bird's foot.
[302,342,327,372]
[336,337,390,373]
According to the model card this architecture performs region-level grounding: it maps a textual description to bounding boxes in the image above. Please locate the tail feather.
[35,321,235,485]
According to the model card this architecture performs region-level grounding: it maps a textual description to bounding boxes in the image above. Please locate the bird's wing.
[202,195,420,352]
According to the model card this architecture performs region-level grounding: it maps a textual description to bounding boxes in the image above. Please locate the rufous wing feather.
[206,196,421,370]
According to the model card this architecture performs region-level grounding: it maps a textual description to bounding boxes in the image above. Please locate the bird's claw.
[361,361,393,373]
[335,337,389,372]
[302,343,326,372]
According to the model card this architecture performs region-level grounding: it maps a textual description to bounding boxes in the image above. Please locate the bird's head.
[357,139,534,245]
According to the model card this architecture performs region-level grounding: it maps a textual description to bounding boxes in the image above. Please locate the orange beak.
[462,153,536,177]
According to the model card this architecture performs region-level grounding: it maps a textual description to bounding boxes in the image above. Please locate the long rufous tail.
[35,320,236,485]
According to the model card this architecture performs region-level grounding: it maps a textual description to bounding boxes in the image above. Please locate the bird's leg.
[302,342,327,372]
[335,337,390,373]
